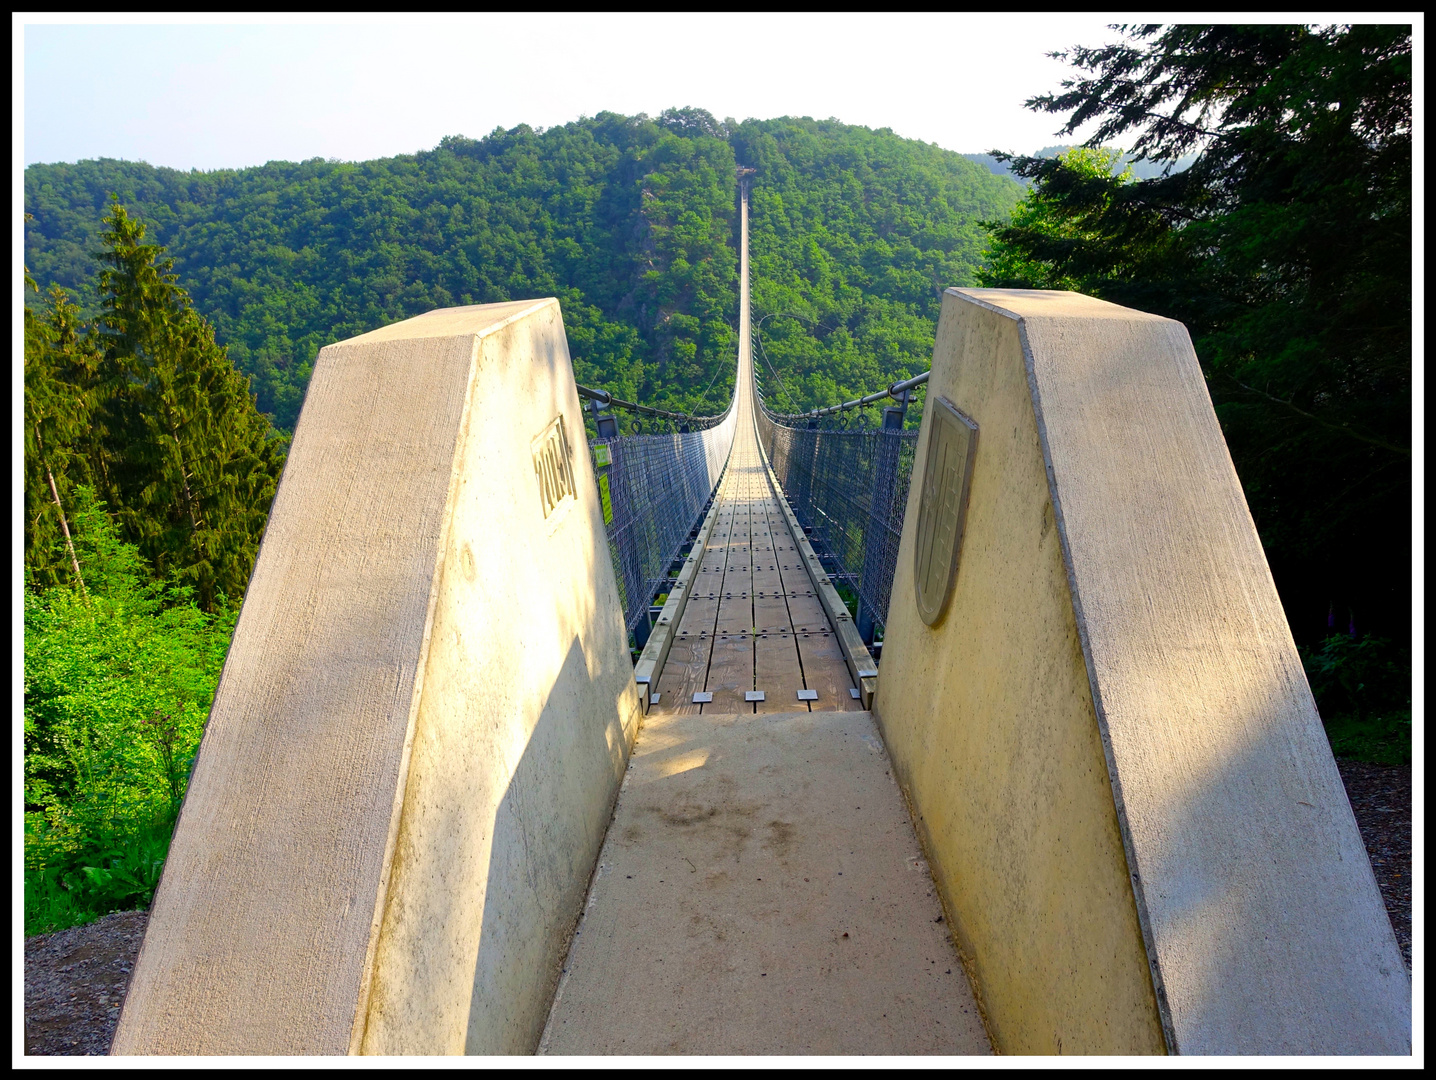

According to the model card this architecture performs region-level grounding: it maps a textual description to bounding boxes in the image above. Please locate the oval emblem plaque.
[913,396,978,627]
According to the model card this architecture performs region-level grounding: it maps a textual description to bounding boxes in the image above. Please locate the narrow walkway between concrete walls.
[538,184,990,1056]
[538,706,991,1056]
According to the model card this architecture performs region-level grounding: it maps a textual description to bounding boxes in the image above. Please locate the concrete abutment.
[871,288,1410,1055]
[113,299,642,1055]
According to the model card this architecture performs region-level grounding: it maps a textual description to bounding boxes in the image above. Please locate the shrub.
[23,488,235,935]
[1301,632,1411,765]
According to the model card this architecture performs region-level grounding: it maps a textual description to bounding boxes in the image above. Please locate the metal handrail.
[576,383,728,425]
[760,371,930,422]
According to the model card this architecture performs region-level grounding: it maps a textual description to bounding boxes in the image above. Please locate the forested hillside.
[25,111,1024,430]
[736,120,1020,412]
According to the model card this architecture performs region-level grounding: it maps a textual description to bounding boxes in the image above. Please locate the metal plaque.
[913,396,978,627]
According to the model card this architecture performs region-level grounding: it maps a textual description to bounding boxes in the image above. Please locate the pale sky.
[19,14,1138,171]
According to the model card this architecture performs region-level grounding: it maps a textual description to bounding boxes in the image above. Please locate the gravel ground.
[24,909,148,1056]
[23,760,1413,1055]
[1336,759,1412,971]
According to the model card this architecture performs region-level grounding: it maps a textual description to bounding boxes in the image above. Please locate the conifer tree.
[24,266,101,592]
[91,200,285,610]
[980,24,1411,644]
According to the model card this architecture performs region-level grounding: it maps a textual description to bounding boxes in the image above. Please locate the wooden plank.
[755,482,854,712]
[796,631,860,712]
[671,595,720,637]
[714,595,756,635]
[754,631,809,714]
[750,524,785,592]
[703,633,755,713]
[752,511,790,591]
[695,559,729,593]
[751,576,785,600]
[652,632,715,716]
[752,592,794,634]
[713,506,755,634]
[783,593,830,633]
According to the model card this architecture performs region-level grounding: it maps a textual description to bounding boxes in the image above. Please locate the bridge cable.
[754,311,832,413]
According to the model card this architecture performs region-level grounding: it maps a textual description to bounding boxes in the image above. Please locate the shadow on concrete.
[463,635,627,1055]
[1101,674,1412,1054]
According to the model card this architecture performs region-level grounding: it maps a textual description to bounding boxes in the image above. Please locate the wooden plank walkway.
[649,190,858,718]
[539,183,989,1056]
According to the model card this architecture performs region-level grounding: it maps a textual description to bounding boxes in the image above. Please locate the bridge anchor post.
[111,299,644,1056]
[873,287,1409,1055]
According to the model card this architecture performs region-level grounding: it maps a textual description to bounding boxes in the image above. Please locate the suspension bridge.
[111,179,1409,1056]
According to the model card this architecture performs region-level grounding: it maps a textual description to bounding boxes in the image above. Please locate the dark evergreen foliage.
[25,203,286,610]
[24,268,102,591]
[88,203,287,609]
[979,23,1411,646]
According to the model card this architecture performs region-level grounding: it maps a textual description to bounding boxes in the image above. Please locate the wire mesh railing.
[581,386,737,642]
[753,372,928,638]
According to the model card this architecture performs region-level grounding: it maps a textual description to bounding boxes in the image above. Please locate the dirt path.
[1336,760,1412,970]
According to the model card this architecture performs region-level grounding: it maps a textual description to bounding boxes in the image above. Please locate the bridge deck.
[648,419,861,716]
[538,185,989,1055]
[648,177,859,717]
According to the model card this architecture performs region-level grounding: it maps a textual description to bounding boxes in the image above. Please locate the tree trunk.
[43,452,87,600]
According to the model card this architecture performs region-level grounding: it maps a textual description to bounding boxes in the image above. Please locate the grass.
[24,817,173,937]
[1323,711,1412,766]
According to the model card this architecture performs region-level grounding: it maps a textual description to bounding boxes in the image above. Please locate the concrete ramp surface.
[540,708,991,1055]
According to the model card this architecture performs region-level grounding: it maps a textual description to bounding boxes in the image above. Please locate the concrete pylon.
[873,289,1410,1055]
[112,300,643,1055]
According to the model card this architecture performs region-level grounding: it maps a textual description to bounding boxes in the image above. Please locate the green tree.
[979,146,1132,290]
[90,201,286,609]
[980,24,1411,646]
[24,240,104,593]
[24,488,237,933]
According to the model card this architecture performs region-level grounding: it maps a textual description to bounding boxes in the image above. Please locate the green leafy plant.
[25,818,174,935]
[72,821,172,911]
[141,708,194,826]
[24,489,233,935]
[1300,633,1411,764]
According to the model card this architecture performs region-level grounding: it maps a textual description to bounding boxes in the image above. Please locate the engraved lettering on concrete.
[532,414,576,519]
